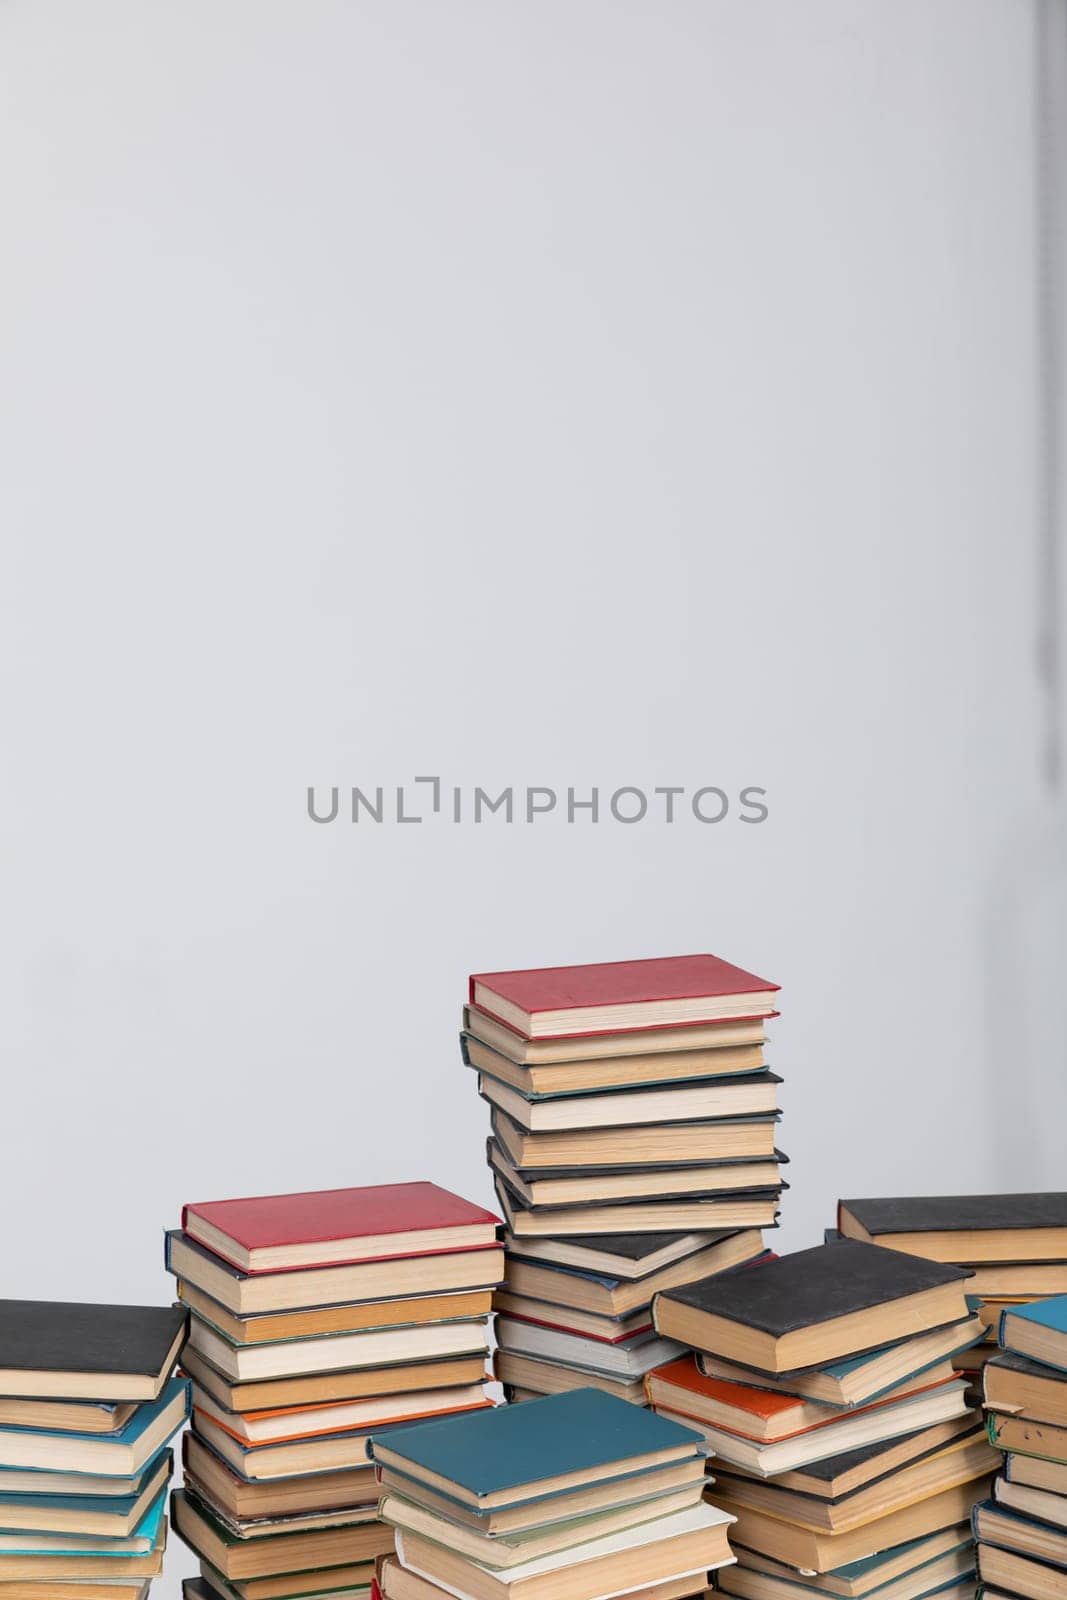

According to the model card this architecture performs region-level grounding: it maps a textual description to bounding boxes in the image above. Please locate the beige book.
[393,1501,734,1600]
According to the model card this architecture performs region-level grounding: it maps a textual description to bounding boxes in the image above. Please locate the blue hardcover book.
[999,1294,1067,1370]
[823,1533,972,1584]
[0,1378,189,1476]
[0,1447,172,1536]
[0,1487,166,1557]
[368,1388,704,1503]
[973,1495,1067,1566]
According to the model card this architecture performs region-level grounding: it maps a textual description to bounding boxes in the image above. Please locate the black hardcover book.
[753,1418,985,1495]
[491,1144,790,1180]
[536,1230,729,1262]
[0,1301,187,1401]
[494,1161,785,1213]
[839,1195,1067,1262]
[654,1241,973,1373]
[661,1241,971,1332]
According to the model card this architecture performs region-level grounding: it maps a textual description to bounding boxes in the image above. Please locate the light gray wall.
[0,4,1056,1586]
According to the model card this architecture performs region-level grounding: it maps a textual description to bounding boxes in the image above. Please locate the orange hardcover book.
[645,1355,961,1443]
[194,1394,492,1447]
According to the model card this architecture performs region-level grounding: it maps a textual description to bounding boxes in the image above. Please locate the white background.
[1,3,1065,1591]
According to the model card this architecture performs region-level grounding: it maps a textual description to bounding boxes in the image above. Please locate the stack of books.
[976,1292,1067,1598]
[165,1182,505,1600]
[461,954,784,1403]
[372,1387,736,1600]
[837,1194,1067,1395]
[0,1298,189,1598]
[648,1239,997,1600]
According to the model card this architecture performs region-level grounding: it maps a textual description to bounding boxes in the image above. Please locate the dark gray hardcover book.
[840,1194,1067,1235]
[0,1301,187,1394]
[659,1240,972,1335]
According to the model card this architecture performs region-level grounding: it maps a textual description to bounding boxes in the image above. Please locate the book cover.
[183,1183,501,1272]
[0,1302,186,1393]
[368,1387,703,1494]
[0,1377,189,1452]
[1000,1293,1067,1346]
[470,955,779,1038]
[658,1241,972,1337]
[840,1194,1067,1235]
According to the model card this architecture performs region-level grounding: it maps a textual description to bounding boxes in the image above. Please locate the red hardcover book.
[469,955,780,1040]
[182,1182,502,1274]
[645,1355,961,1443]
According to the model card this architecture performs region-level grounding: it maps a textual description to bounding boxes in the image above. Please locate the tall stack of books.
[461,954,784,1403]
[372,1387,736,1600]
[0,1299,188,1598]
[976,1292,1067,1598]
[837,1194,1067,1396]
[648,1240,997,1600]
[165,1182,504,1600]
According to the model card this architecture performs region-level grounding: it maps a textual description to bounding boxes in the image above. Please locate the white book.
[655,1382,972,1477]
[494,1319,686,1380]
[395,1503,733,1588]
[189,1313,489,1381]
[479,1074,777,1132]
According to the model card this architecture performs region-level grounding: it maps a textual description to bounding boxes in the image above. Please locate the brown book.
[717,1478,993,1572]
[381,1554,708,1600]
[0,1588,153,1600]
[0,1525,165,1580]
[464,1004,766,1064]
[731,1523,971,1599]
[181,1342,488,1413]
[172,1490,393,1579]
[985,1352,1067,1426]
[374,1456,707,1535]
[1001,1450,1067,1497]
[493,1111,777,1171]
[718,1551,974,1600]
[489,1142,784,1209]
[977,1542,1065,1600]
[504,1233,765,1318]
[178,1279,493,1344]
[735,1523,979,1600]
[197,1559,375,1600]
[391,1503,733,1600]
[183,1432,377,1520]
[710,1431,997,1532]
[989,1410,1067,1461]
[492,1351,645,1405]
[380,1488,705,1570]
[168,1232,503,1317]
[719,1414,980,1500]
[465,1030,765,1096]
[496,1179,779,1240]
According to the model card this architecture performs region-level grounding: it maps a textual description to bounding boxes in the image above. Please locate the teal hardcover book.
[368,1388,703,1498]
[0,1447,172,1533]
[0,1487,165,1556]
[0,1378,189,1475]
[825,1535,971,1581]
[1000,1294,1067,1369]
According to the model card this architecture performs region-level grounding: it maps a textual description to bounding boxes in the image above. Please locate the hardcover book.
[0,1301,187,1401]
[837,1194,1067,1263]
[469,954,779,1039]
[652,1241,973,1372]
[166,1231,505,1316]
[393,1501,735,1600]
[999,1293,1067,1371]
[182,1183,501,1273]
[0,1377,190,1476]
[367,1388,704,1505]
